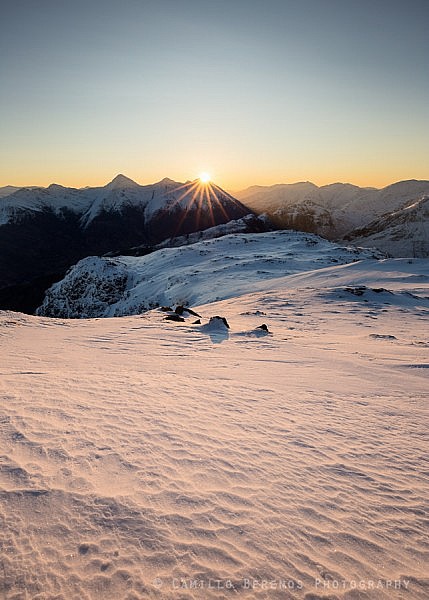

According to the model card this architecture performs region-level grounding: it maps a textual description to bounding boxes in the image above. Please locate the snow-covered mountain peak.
[47,183,67,192]
[157,177,180,186]
[141,179,249,226]
[0,185,22,198]
[105,174,140,190]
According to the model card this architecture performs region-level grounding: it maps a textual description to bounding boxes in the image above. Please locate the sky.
[1,0,428,190]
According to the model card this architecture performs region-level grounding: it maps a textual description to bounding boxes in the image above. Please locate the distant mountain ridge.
[0,185,22,198]
[0,175,254,313]
[235,179,429,256]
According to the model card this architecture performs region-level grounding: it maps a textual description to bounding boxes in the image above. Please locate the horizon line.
[1,174,428,193]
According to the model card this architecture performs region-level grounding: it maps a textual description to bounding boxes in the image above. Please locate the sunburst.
[199,172,211,183]
[167,176,244,237]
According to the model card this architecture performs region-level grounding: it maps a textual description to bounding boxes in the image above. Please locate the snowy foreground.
[1,261,428,599]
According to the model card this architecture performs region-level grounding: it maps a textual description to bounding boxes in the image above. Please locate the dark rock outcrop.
[164,314,185,323]
[175,305,201,317]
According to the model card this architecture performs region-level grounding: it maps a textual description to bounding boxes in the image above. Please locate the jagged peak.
[105,174,140,190]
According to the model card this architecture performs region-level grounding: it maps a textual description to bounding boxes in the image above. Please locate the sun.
[199,172,211,183]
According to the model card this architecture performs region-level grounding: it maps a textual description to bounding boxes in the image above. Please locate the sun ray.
[204,184,215,228]
[210,182,246,210]
[207,183,230,222]
[169,180,200,209]
[171,181,205,237]
[194,181,208,231]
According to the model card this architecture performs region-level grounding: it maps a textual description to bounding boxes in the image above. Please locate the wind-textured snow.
[1,256,428,599]
[37,230,384,318]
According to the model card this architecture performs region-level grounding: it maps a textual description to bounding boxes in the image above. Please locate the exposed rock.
[36,257,129,319]
[175,305,201,317]
[164,314,185,322]
[345,286,367,296]
[210,316,230,329]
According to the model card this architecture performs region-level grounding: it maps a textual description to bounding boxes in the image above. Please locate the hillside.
[36,230,383,318]
[347,195,429,257]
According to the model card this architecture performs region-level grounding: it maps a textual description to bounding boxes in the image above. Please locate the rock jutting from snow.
[164,314,185,323]
[201,317,230,331]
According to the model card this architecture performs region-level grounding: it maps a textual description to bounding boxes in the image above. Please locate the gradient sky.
[1,0,428,190]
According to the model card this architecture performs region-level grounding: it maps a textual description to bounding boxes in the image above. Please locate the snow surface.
[153,214,269,250]
[236,180,429,230]
[1,256,428,599]
[350,196,429,258]
[0,186,22,199]
[37,231,384,318]
[0,185,95,226]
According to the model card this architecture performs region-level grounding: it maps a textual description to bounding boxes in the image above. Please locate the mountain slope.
[347,195,429,257]
[0,176,251,231]
[0,185,23,198]
[37,230,384,318]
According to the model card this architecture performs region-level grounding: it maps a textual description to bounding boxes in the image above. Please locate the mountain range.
[235,179,429,256]
[1,175,428,314]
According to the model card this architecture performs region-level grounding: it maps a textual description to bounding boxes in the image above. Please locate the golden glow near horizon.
[1,3,428,191]
[2,167,429,194]
[199,172,211,183]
